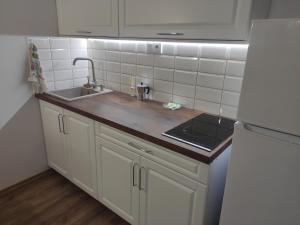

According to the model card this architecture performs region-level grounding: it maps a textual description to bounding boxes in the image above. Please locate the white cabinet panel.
[97,138,140,225]
[119,0,253,40]
[40,101,68,176]
[57,0,119,36]
[140,157,207,225]
[65,110,97,198]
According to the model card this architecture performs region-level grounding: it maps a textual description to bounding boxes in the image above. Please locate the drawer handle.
[58,114,63,133]
[157,32,184,36]
[62,115,68,135]
[139,167,146,191]
[77,31,92,34]
[128,142,153,155]
[132,163,139,187]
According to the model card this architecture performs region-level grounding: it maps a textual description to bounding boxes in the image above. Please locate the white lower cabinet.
[96,137,207,225]
[65,110,97,198]
[40,101,97,199]
[40,101,68,176]
[97,138,140,225]
[139,157,207,225]
[40,101,229,225]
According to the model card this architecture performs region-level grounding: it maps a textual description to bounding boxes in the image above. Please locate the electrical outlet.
[152,43,162,54]
[146,43,162,54]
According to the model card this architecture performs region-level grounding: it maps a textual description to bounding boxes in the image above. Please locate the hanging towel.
[28,43,48,93]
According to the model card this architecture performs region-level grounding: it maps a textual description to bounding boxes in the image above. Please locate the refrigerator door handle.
[242,123,300,145]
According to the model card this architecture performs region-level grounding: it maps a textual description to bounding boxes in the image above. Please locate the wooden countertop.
[36,92,232,164]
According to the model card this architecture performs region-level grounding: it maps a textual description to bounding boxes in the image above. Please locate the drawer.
[95,122,209,184]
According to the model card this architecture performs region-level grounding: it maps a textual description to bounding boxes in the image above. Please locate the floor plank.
[0,170,130,225]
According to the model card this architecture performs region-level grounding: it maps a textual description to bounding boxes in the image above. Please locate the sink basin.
[48,87,113,101]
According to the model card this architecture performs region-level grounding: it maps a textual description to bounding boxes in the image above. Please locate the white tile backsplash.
[106,62,121,73]
[30,37,248,119]
[154,55,175,69]
[176,45,199,57]
[137,54,154,66]
[93,50,106,60]
[197,73,224,89]
[121,52,137,64]
[54,70,73,81]
[154,80,173,94]
[51,49,70,60]
[175,57,198,72]
[174,70,197,85]
[38,50,51,60]
[153,91,172,103]
[55,80,73,90]
[121,42,137,52]
[50,38,70,49]
[220,104,238,119]
[137,66,154,79]
[195,86,222,103]
[121,63,137,75]
[226,60,246,77]
[106,51,121,62]
[223,76,243,92]
[70,38,87,49]
[52,60,72,70]
[229,46,248,61]
[40,60,53,72]
[221,91,240,107]
[154,68,174,81]
[31,38,50,49]
[198,59,226,75]
[71,49,88,58]
[161,44,176,56]
[200,46,228,59]
[73,69,89,78]
[195,100,220,115]
[173,95,194,109]
[173,83,196,98]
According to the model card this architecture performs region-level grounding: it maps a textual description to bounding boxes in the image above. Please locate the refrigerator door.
[238,19,300,136]
[220,122,300,225]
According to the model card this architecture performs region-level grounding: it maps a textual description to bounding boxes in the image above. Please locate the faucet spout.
[72,57,96,86]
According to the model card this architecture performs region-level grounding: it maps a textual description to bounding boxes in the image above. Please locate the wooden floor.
[0,170,130,225]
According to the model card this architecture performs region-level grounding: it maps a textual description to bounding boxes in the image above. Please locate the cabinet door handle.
[128,142,153,155]
[132,163,139,187]
[62,115,68,134]
[157,32,184,36]
[58,114,63,133]
[139,167,146,191]
[77,31,92,34]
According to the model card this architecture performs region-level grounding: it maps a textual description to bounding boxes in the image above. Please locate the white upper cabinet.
[56,0,119,37]
[119,0,253,40]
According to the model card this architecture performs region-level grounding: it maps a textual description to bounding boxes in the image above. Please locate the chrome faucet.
[73,57,103,90]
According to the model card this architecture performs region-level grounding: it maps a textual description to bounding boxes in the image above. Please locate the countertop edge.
[36,94,232,164]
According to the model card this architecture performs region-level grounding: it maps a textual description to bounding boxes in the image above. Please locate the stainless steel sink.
[48,87,113,101]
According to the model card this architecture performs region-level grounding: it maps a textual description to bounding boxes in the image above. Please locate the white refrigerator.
[220,19,300,225]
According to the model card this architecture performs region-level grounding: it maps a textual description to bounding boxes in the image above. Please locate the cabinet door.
[119,0,252,40]
[40,101,68,177]
[96,138,140,225]
[64,110,97,198]
[56,0,119,37]
[140,157,207,225]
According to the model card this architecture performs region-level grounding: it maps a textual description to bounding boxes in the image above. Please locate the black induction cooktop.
[162,114,235,152]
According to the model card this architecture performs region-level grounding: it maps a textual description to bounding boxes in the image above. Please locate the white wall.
[269,0,300,18]
[0,36,48,191]
[0,0,58,36]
